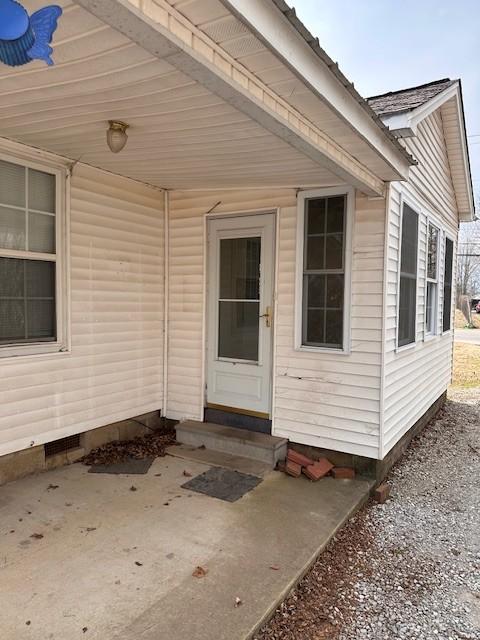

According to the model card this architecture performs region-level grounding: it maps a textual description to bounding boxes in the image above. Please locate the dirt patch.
[452,342,480,387]
[81,429,176,466]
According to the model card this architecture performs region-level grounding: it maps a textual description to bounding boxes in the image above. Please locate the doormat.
[88,457,154,475]
[181,467,262,502]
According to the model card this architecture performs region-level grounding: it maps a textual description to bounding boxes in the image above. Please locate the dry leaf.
[269,565,280,571]
[192,566,208,578]
[30,533,43,540]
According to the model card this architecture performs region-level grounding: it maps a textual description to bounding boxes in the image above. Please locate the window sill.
[295,345,351,356]
[395,341,417,354]
[0,344,71,362]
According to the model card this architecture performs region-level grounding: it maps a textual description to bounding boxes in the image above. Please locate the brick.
[374,482,390,503]
[285,460,302,477]
[303,457,333,481]
[287,449,314,467]
[332,467,355,479]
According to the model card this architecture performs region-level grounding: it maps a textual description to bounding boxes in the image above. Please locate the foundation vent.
[44,434,81,457]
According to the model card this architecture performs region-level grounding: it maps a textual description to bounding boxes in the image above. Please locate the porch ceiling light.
[106,120,129,153]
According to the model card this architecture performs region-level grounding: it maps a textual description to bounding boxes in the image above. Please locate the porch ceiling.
[0,0,343,190]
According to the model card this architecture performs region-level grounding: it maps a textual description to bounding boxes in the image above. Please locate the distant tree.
[457,220,480,307]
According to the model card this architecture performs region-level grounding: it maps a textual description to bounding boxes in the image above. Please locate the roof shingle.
[367,78,457,116]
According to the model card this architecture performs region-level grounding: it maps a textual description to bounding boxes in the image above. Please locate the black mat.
[181,467,262,502]
[88,457,154,475]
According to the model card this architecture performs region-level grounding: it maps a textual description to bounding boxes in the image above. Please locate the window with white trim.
[442,237,454,332]
[0,157,62,351]
[398,203,418,347]
[425,222,439,335]
[301,194,347,349]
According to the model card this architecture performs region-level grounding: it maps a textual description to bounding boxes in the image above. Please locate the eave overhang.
[75,0,388,196]
[377,81,475,222]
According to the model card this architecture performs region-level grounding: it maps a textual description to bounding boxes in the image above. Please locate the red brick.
[285,460,302,477]
[287,449,314,467]
[374,482,390,503]
[303,457,333,481]
[332,467,355,479]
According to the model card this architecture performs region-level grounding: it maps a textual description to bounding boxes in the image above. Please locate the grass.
[455,308,480,329]
[452,342,480,387]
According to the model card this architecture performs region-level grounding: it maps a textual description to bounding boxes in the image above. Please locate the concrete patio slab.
[0,454,372,640]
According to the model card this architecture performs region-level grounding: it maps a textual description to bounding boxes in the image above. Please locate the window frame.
[441,232,455,335]
[424,219,440,338]
[295,186,353,354]
[396,195,420,351]
[0,145,69,359]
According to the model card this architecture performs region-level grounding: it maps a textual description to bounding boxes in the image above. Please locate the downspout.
[162,189,169,420]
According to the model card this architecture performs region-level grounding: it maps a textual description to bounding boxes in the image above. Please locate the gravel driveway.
[255,388,480,640]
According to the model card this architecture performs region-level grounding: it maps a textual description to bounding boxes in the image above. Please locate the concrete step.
[175,421,288,467]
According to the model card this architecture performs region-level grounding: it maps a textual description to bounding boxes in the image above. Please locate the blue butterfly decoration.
[0,0,62,67]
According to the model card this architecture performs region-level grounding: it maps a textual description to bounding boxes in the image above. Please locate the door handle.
[259,306,272,328]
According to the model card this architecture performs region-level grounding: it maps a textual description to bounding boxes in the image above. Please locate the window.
[425,222,439,335]
[0,156,62,352]
[301,193,347,349]
[397,203,418,347]
[442,236,454,332]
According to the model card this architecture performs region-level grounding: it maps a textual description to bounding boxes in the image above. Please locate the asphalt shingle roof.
[367,79,456,117]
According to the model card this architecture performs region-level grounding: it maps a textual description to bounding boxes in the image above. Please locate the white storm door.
[207,213,275,416]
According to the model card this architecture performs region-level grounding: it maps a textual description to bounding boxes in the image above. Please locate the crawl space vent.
[44,434,81,457]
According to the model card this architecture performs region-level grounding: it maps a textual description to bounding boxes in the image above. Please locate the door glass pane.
[0,205,25,250]
[219,237,260,300]
[0,159,25,208]
[218,301,259,360]
[28,168,56,213]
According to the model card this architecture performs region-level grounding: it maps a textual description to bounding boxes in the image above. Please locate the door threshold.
[206,403,269,420]
[204,406,272,435]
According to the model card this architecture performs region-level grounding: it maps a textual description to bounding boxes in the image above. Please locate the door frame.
[202,207,279,422]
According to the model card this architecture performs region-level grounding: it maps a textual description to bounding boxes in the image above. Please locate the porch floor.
[0,452,372,640]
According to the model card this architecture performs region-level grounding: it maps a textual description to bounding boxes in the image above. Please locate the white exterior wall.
[382,110,458,456]
[167,188,384,458]
[0,164,164,457]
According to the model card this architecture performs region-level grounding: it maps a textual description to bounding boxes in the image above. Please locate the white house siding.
[167,188,384,458]
[0,164,164,457]
[382,111,458,456]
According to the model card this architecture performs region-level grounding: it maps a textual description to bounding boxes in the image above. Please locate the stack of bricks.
[279,449,355,482]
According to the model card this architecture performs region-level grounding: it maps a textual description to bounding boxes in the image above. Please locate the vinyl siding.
[382,111,458,456]
[168,188,383,458]
[0,164,164,456]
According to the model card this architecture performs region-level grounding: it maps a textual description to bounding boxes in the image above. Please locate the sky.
[293,0,480,208]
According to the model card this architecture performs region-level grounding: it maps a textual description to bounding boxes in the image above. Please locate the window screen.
[302,195,346,349]
[398,204,418,347]
[0,159,57,346]
[443,237,454,332]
